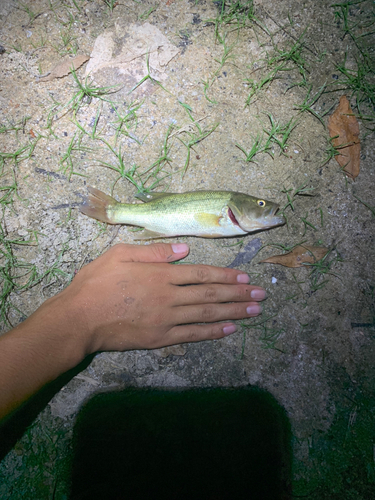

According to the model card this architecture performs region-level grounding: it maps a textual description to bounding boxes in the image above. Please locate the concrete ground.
[0,0,374,497]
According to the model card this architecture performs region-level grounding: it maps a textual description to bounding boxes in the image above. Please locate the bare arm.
[0,242,265,421]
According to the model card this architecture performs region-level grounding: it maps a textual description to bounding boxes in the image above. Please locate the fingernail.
[172,243,189,254]
[223,324,237,335]
[237,274,250,284]
[247,304,262,316]
[251,289,266,300]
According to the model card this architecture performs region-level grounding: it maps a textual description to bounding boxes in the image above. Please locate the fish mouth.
[266,205,285,226]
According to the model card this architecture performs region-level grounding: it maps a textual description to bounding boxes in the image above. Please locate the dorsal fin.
[134,191,174,203]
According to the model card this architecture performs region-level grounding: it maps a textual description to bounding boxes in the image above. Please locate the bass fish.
[80,187,285,238]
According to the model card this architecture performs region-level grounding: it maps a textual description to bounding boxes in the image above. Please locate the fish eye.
[257,200,266,207]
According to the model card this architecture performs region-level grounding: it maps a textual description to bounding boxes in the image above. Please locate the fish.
[80,187,285,239]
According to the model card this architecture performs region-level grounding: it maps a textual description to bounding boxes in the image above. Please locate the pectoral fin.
[194,212,221,227]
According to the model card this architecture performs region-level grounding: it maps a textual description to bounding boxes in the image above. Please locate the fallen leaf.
[261,245,329,268]
[38,55,89,82]
[227,238,262,268]
[327,95,360,180]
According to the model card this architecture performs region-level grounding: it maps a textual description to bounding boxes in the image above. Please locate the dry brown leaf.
[38,55,89,82]
[261,245,329,268]
[327,95,360,180]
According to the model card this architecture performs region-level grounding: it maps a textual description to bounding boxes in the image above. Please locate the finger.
[174,302,262,324]
[165,322,238,345]
[169,264,251,285]
[105,242,190,263]
[173,283,266,306]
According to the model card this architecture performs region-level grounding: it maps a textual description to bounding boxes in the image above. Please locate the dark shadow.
[70,386,292,500]
[0,354,95,462]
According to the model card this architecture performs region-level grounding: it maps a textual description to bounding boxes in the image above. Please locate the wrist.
[17,291,90,372]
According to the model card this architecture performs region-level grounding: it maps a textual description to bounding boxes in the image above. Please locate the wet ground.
[0,0,374,498]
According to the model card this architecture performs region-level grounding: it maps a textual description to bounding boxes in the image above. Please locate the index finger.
[169,264,251,285]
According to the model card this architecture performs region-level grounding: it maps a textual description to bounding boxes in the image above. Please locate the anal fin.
[132,229,172,240]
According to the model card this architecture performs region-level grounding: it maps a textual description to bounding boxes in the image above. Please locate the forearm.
[0,294,88,421]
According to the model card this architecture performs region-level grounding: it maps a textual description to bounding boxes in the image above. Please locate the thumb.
[118,242,190,263]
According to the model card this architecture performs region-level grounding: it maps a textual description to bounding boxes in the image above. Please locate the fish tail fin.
[80,187,118,224]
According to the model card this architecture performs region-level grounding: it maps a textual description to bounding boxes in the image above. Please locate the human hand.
[0,242,267,419]
[62,242,266,354]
